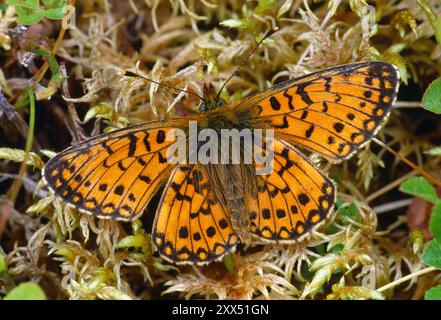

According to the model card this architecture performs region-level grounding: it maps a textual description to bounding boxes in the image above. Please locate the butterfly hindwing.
[43,122,182,220]
[247,139,336,242]
[153,165,239,265]
[238,61,399,162]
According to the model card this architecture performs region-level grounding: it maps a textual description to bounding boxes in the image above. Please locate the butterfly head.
[199,82,226,112]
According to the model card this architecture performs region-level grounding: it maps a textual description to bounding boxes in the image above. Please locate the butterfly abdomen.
[224,169,250,241]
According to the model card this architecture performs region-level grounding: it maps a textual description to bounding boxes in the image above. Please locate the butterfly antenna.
[123,70,207,103]
[216,29,276,99]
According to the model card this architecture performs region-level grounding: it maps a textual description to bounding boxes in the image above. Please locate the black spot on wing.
[127,134,138,157]
[269,96,281,111]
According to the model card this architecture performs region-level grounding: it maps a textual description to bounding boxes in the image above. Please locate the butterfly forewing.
[43,123,184,220]
[238,61,399,162]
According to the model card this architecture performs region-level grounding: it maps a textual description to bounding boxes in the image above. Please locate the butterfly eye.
[198,99,226,113]
[218,98,226,107]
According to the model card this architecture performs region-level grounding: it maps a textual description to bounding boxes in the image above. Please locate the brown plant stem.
[377,266,437,293]
[372,138,441,188]
[13,0,76,109]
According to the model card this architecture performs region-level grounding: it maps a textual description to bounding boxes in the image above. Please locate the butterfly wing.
[237,61,399,162]
[43,121,187,220]
[153,164,239,265]
[248,139,335,242]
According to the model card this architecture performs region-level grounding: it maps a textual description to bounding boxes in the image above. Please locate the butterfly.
[43,61,399,265]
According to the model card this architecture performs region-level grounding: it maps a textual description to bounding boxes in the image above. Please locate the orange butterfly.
[43,61,399,265]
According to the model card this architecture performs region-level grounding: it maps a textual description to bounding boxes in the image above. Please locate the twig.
[377,266,437,293]
[394,101,421,108]
[373,138,441,188]
[366,171,417,203]
[0,173,46,197]
[13,0,76,109]
[373,199,413,214]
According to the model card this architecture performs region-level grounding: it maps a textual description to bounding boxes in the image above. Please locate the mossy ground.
[1,0,441,300]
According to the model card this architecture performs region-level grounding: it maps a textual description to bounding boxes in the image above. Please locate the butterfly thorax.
[197,105,267,134]
[197,82,269,132]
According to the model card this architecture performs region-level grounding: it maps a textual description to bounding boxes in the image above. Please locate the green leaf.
[0,148,44,169]
[399,177,439,204]
[327,284,385,300]
[15,6,46,25]
[392,10,418,38]
[3,282,46,300]
[219,18,253,29]
[335,199,344,207]
[337,202,361,225]
[329,244,344,254]
[422,240,441,269]
[315,243,326,255]
[425,146,441,156]
[6,0,67,25]
[326,223,339,234]
[35,54,64,100]
[339,202,358,220]
[436,16,441,48]
[153,261,176,272]
[0,252,6,273]
[26,196,55,215]
[44,0,67,20]
[425,284,441,300]
[116,234,148,249]
[83,103,114,123]
[45,7,66,19]
[422,77,441,114]
[254,0,276,15]
[42,0,64,7]
[430,202,441,240]
[223,254,235,272]
[410,230,425,254]
[5,0,41,9]
[47,54,62,78]
[40,149,57,159]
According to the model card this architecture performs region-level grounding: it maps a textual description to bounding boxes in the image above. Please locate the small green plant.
[0,251,46,300]
[5,0,68,25]
[422,241,441,300]
[416,0,441,47]
[416,0,441,115]
[422,78,441,114]
[0,252,6,274]
[32,50,64,101]
[3,283,47,300]
[400,177,441,299]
